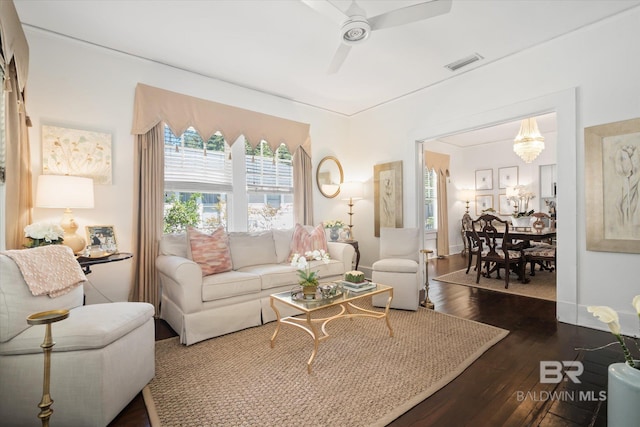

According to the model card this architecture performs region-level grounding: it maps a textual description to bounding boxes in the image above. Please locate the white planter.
[511,216,532,228]
[608,362,640,427]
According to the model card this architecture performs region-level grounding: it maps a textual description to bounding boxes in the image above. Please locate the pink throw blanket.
[2,245,86,297]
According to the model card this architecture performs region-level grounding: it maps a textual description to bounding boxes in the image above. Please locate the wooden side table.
[339,240,360,270]
[77,252,133,275]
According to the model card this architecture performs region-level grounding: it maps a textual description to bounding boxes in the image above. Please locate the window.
[163,125,294,233]
[424,168,438,230]
[245,140,294,231]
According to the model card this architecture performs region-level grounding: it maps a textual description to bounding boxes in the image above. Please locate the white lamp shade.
[36,175,95,209]
[340,181,364,201]
[459,189,475,202]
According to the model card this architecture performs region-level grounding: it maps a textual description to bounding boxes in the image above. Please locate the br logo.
[540,361,584,384]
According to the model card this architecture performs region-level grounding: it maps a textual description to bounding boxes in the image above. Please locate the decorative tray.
[291,290,343,302]
[77,252,114,261]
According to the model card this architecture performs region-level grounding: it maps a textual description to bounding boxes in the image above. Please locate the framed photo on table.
[475,195,493,216]
[86,225,117,253]
[475,169,493,190]
[498,166,518,189]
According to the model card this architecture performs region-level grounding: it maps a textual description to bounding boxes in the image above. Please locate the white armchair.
[0,249,155,426]
[371,227,421,311]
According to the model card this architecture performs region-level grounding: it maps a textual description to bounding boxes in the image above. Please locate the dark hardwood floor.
[110,256,618,427]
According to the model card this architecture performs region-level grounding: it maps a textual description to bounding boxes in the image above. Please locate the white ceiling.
[14,0,640,119]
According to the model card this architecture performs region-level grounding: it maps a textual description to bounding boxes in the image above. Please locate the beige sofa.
[156,227,356,345]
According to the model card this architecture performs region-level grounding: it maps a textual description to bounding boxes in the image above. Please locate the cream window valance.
[424,150,450,176]
[0,0,29,92]
[131,83,311,154]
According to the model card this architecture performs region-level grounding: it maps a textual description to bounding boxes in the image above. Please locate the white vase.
[511,216,532,228]
[608,362,640,427]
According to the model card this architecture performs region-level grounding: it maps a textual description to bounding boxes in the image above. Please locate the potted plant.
[587,296,640,427]
[507,185,535,228]
[290,250,330,298]
[24,222,64,248]
[324,220,345,241]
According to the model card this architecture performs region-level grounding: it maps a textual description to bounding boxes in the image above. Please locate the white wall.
[348,8,640,335]
[24,28,349,304]
[21,7,640,335]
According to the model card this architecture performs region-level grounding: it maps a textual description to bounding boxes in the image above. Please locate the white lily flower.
[587,305,622,335]
[632,295,640,317]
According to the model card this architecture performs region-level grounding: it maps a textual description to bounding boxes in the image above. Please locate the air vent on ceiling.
[445,53,484,72]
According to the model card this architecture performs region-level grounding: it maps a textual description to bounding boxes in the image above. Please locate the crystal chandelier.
[513,118,545,163]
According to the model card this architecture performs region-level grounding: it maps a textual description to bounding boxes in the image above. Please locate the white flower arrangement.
[507,185,536,217]
[324,220,345,229]
[587,295,640,369]
[24,222,64,248]
[290,250,330,287]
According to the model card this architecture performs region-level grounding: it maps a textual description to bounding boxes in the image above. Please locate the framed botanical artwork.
[374,161,403,237]
[498,194,513,215]
[498,166,518,189]
[585,117,640,253]
[475,169,493,190]
[86,225,118,253]
[42,124,113,184]
[475,194,493,216]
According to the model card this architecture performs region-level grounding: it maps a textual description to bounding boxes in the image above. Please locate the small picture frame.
[475,169,493,191]
[498,166,518,189]
[85,225,117,253]
[475,195,494,216]
[498,194,513,215]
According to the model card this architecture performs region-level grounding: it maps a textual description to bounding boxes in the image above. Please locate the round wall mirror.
[316,156,343,198]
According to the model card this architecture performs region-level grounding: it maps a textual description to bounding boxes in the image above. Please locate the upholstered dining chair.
[524,212,557,275]
[371,227,421,311]
[470,214,527,289]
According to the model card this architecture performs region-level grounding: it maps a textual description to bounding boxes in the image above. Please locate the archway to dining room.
[411,88,577,325]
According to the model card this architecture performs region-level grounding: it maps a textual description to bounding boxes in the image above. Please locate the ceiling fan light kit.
[303,0,453,73]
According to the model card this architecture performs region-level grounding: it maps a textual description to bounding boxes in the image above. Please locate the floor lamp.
[36,175,95,254]
[340,181,363,239]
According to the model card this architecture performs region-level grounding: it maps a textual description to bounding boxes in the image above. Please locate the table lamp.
[36,175,95,254]
[459,189,475,214]
[340,181,364,239]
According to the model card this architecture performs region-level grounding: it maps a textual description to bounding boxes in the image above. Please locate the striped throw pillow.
[289,223,329,260]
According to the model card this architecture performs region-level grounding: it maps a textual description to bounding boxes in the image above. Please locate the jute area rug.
[144,299,507,426]
[434,268,556,301]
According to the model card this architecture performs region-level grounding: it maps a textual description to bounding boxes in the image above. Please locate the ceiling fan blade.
[327,43,352,74]
[368,0,452,31]
[300,0,348,26]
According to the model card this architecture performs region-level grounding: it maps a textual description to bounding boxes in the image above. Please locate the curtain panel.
[1,0,32,250]
[424,150,450,256]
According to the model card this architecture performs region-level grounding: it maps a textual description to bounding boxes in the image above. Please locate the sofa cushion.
[228,231,277,270]
[272,228,294,264]
[0,302,154,355]
[188,227,233,275]
[372,258,419,274]
[0,254,84,343]
[201,270,262,301]
[159,233,188,258]
[289,223,328,260]
[238,264,299,290]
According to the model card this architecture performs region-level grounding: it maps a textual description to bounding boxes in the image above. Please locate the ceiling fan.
[301,0,452,73]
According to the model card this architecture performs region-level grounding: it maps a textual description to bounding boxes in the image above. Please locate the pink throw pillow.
[289,223,329,260]
[188,226,233,276]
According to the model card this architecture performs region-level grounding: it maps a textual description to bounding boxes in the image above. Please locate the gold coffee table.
[270,283,394,373]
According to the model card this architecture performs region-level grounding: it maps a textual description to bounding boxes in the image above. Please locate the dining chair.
[470,213,527,289]
[461,213,479,274]
[524,212,556,275]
